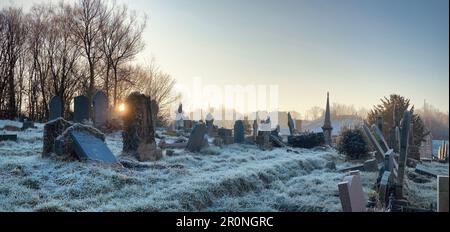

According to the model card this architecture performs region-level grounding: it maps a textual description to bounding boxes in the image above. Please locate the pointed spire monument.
[322,92,333,146]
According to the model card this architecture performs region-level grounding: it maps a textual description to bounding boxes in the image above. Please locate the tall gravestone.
[93,91,108,128]
[287,112,295,136]
[49,96,62,121]
[234,120,245,143]
[252,120,258,140]
[74,95,90,123]
[395,110,411,198]
[123,92,161,161]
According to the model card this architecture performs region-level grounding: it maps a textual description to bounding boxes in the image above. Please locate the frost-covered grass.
[0,120,445,212]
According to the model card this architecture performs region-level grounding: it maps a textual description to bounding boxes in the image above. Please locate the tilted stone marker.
[287,112,295,136]
[395,110,411,198]
[362,123,384,161]
[379,171,392,206]
[372,124,389,152]
[93,91,108,128]
[186,123,208,152]
[437,175,449,212]
[70,130,117,164]
[252,120,258,141]
[48,96,62,121]
[338,171,366,212]
[123,92,162,161]
[74,95,90,123]
[234,120,245,143]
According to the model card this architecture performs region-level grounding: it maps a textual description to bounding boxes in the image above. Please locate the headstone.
[252,120,258,140]
[93,91,108,128]
[48,96,62,121]
[379,171,392,206]
[42,118,73,157]
[0,134,17,142]
[205,113,214,136]
[362,123,384,161]
[21,120,36,130]
[234,120,245,143]
[395,110,411,198]
[437,175,449,212]
[69,130,117,164]
[372,124,389,152]
[186,123,208,152]
[122,92,161,161]
[256,131,272,150]
[74,95,90,123]
[287,112,295,136]
[363,158,378,172]
[338,171,366,212]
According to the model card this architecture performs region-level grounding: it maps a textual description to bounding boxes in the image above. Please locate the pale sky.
[3,0,449,114]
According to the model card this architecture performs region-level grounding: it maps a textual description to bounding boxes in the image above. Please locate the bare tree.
[72,0,107,115]
[100,2,146,107]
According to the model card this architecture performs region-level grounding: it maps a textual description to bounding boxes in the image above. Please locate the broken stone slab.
[69,130,118,164]
[363,158,378,172]
[43,118,74,157]
[0,134,17,142]
[415,164,438,178]
[338,171,367,212]
[438,175,449,212]
[372,124,389,152]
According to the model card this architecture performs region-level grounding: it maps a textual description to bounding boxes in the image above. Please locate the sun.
[118,103,126,112]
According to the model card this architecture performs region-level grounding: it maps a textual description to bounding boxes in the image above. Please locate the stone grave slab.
[74,95,90,123]
[49,96,62,121]
[69,130,117,164]
[0,134,17,142]
[338,171,366,212]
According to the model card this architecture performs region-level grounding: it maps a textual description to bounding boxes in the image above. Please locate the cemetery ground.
[0,120,447,212]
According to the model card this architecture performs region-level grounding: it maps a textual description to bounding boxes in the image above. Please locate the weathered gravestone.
[338,171,366,212]
[218,128,234,144]
[123,92,162,161]
[0,134,17,142]
[186,123,208,152]
[234,120,245,143]
[362,123,384,161]
[437,175,449,212]
[43,118,73,157]
[74,95,90,123]
[372,124,389,152]
[287,112,295,136]
[48,96,62,121]
[252,120,258,140]
[206,113,214,136]
[70,130,117,164]
[93,91,108,128]
[395,110,411,198]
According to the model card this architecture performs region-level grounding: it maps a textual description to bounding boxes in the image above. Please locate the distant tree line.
[0,0,178,122]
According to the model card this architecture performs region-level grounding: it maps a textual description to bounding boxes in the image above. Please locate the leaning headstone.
[0,134,17,142]
[252,120,258,140]
[372,124,389,152]
[287,112,295,136]
[48,96,62,121]
[43,118,73,157]
[186,123,208,152]
[395,110,411,198]
[74,95,90,123]
[234,120,245,143]
[69,130,117,164]
[363,158,378,172]
[122,92,161,161]
[379,171,392,206]
[362,123,384,161]
[338,171,366,212]
[437,175,449,212]
[93,91,108,128]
